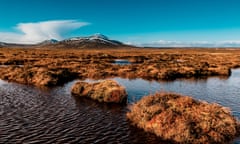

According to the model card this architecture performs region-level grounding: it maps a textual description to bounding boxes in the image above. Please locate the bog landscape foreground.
[0,47,240,143]
[0,47,239,87]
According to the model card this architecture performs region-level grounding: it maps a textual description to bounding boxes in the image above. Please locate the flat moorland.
[0,47,240,86]
[0,47,240,143]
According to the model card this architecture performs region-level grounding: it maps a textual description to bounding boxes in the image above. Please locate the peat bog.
[0,47,240,143]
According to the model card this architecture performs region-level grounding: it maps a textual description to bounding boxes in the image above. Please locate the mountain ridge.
[0,34,131,48]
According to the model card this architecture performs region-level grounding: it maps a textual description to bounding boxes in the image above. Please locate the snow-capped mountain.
[60,33,123,47]
[0,34,131,48]
[68,33,109,41]
[38,39,58,45]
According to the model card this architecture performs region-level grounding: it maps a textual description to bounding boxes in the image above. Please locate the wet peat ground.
[0,48,240,143]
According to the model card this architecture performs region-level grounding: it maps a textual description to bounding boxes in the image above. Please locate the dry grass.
[0,66,77,86]
[0,47,240,86]
[126,92,240,143]
[71,80,127,103]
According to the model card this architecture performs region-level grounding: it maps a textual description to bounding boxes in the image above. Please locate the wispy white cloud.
[0,20,89,44]
[140,40,240,47]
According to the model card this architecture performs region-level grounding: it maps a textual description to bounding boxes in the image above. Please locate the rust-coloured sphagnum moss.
[127,93,240,144]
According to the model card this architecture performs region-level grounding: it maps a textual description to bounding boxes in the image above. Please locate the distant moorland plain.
[0,47,240,87]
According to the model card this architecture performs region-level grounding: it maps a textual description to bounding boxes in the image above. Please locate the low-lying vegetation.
[71,80,127,103]
[0,48,240,86]
[0,66,77,86]
[0,47,240,142]
[127,92,240,144]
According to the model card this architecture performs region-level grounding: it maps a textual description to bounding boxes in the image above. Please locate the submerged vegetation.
[127,93,240,143]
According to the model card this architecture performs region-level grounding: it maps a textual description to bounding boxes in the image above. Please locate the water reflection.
[0,69,240,143]
[113,59,131,65]
[113,70,240,119]
[0,79,165,143]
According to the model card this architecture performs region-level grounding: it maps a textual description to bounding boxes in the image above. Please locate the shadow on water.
[0,69,240,143]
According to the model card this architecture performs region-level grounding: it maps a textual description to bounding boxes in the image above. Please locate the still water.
[113,59,131,65]
[0,69,240,143]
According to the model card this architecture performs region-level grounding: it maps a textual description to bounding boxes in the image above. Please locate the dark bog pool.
[0,69,240,143]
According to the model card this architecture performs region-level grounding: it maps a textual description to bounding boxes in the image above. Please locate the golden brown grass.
[126,93,240,143]
[0,47,240,86]
[71,80,127,103]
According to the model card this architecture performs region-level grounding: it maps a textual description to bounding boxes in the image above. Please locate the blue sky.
[0,0,240,46]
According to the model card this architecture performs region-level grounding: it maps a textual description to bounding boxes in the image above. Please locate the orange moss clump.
[1,48,240,86]
[127,93,240,143]
[0,66,77,86]
[71,80,127,103]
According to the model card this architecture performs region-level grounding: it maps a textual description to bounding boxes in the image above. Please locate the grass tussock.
[0,66,77,86]
[0,48,240,86]
[127,93,240,143]
[71,80,127,103]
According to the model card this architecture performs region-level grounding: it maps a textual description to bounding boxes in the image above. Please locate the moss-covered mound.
[127,93,240,143]
[71,80,127,103]
[0,66,77,86]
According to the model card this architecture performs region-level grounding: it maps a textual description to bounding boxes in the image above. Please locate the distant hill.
[0,42,35,48]
[38,39,59,45]
[53,33,126,48]
[0,42,6,47]
[0,34,132,48]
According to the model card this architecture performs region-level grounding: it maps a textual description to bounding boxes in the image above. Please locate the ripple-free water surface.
[0,69,240,143]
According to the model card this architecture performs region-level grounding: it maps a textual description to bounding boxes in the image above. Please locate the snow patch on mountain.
[38,39,58,45]
[64,34,123,46]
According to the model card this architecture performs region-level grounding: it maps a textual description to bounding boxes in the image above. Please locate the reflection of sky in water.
[111,70,240,143]
[113,59,131,65]
[0,69,240,143]
[81,69,240,119]
[113,69,240,119]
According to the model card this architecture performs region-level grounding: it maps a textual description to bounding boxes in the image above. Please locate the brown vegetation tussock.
[0,48,240,86]
[126,93,240,144]
[0,65,77,86]
[71,80,127,103]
